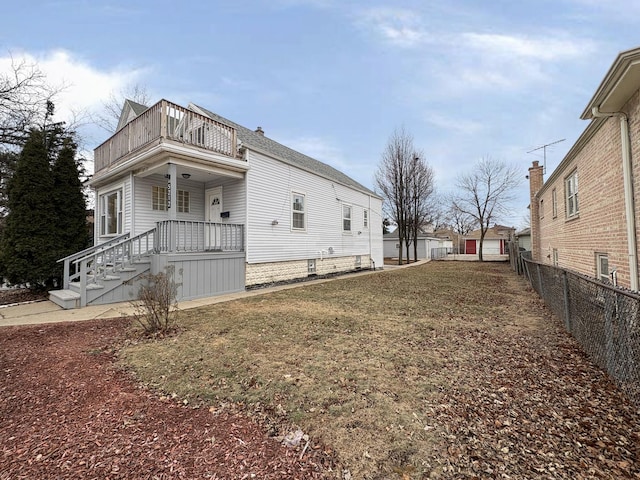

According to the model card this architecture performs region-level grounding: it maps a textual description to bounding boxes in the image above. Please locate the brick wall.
[532,89,640,288]
[245,255,371,286]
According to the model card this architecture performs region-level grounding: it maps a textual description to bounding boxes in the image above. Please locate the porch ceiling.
[134,160,245,183]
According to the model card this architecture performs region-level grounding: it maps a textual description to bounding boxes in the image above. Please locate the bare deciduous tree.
[407,152,436,262]
[375,127,436,264]
[0,55,56,147]
[93,84,151,133]
[452,157,520,261]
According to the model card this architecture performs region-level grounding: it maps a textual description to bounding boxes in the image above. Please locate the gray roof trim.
[192,104,380,199]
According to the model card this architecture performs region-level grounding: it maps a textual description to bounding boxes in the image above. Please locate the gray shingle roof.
[194,104,377,197]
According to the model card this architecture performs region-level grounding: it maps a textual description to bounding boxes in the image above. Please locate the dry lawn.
[119,262,640,479]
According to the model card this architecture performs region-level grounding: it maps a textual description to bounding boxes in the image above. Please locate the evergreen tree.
[51,136,88,269]
[0,129,57,288]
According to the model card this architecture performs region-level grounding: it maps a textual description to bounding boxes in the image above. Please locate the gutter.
[591,106,639,291]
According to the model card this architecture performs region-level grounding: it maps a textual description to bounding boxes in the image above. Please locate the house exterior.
[382,232,452,260]
[50,99,383,308]
[515,228,531,251]
[463,225,515,255]
[529,47,640,290]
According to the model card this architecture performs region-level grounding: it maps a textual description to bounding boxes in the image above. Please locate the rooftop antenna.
[527,138,565,174]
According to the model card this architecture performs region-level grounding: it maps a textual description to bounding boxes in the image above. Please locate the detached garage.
[463,225,515,255]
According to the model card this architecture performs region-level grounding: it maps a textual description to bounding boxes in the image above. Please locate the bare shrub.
[131,266,178,335]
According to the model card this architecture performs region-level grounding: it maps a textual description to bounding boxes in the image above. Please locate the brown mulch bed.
[0,288,47,306]
[0,319,331,479]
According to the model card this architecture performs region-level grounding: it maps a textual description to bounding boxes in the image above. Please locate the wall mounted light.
[182,173,191,179]
[271,220,279,226]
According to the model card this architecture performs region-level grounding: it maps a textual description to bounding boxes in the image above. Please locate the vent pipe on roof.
[255,126,264,136]
[592,106,638,291]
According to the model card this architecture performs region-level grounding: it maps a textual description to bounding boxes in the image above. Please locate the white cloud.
[0,49,146,124]
[356,7,426,48]
[462,33,593,62]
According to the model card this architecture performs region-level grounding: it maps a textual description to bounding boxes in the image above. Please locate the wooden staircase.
[50,229,156,309]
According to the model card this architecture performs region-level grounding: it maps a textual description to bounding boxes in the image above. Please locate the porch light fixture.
[182,173,191,179]
[271,219,279,225]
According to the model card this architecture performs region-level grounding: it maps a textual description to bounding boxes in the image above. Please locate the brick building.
[529,47,640,290]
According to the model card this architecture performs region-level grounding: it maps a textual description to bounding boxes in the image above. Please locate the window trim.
[152,185,167,211]
[565,170,579,219]
[596,253,609,283]
[177,189,190,213]
[342,204,352,233]
[291,191,306,231]
[99,188,123,237]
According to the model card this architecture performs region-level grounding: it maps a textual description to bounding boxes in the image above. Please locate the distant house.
[515,228,531,251]
[463,225,515,255]
[383,232,452,260]
[50,99,383,308]
[433,228,463,253]
[529,47,640,290]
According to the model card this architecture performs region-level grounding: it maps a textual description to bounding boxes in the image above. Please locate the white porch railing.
[94,99,239,172]
[58,233,130,289]
[72,229,157,306]
[155,220,244,252]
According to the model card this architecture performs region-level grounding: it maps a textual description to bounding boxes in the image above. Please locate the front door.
[205,187,222,250]
[206,187,223,222]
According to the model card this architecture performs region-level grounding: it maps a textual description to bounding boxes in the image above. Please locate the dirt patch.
[0,319,332,479]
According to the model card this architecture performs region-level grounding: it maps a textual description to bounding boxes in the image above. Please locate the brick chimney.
[255,126,264,136]
[528,160,544,261]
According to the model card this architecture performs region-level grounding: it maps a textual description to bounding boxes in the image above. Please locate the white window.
[565,171,579,218]
[343,204,352,232]
[552,188,558,218]
[596,253,609,283]
[292,192,305,230]
[177,190,190,213]
[100,189,122,236]
[152,185,167,211]
[363,209,369,228]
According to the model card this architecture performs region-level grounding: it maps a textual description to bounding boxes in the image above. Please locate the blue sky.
[2,0,639,228]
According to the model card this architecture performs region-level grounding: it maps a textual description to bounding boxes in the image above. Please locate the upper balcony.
[94,100,240,174]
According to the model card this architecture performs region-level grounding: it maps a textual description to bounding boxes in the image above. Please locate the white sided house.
[49,100,383,308]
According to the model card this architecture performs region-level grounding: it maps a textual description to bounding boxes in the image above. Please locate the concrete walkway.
[0,260,429,327]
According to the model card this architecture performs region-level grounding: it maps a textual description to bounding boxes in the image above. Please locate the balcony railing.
[94,99,239,172]
[155,220,244,253]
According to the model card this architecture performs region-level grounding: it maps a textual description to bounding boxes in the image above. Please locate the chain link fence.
[520,256,640,406]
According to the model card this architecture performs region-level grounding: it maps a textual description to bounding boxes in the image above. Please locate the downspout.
[592,106,639,291]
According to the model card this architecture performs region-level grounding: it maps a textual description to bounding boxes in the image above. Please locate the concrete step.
[49,289,81,309]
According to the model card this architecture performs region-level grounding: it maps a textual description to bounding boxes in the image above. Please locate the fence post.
[562,270,571,332]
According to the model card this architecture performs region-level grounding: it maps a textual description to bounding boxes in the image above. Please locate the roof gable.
[116,99,149,132]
